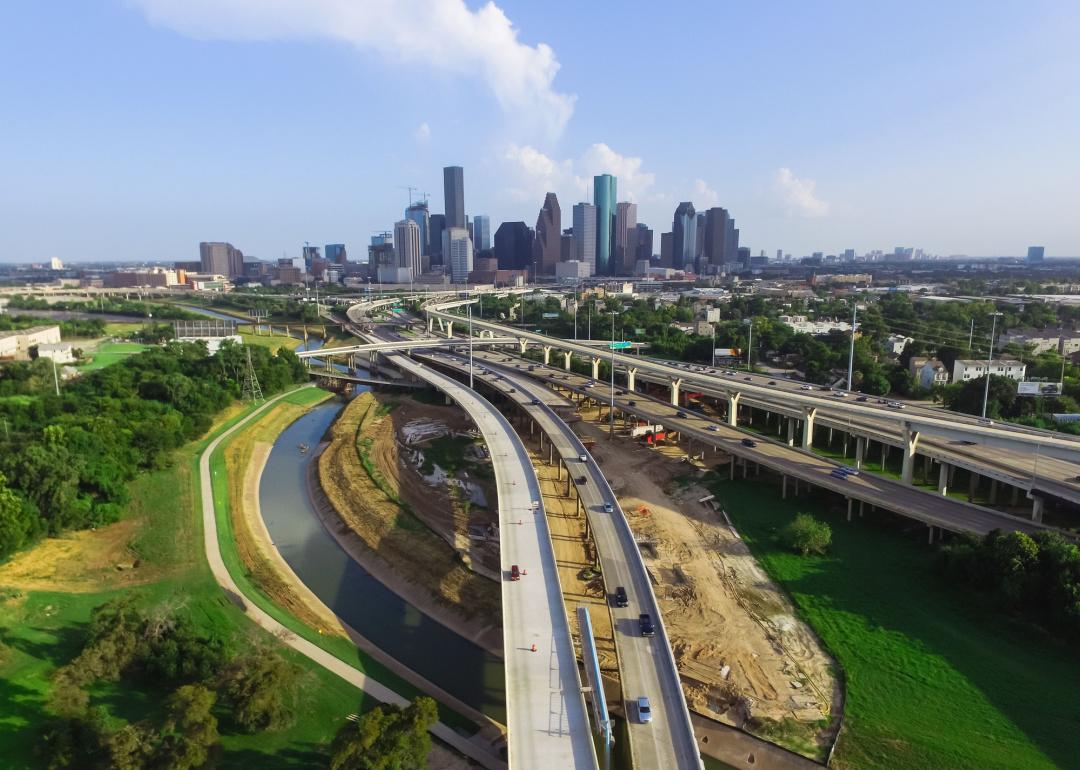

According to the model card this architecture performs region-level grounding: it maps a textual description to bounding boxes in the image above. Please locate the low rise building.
[35,341,76,364]
[0,325,62,360]
[917,359,949,389]
[952,358,1027,383]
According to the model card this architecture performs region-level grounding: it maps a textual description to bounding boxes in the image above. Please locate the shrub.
[782,514,832,556]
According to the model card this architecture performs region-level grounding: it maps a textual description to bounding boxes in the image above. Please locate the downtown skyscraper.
[593,174,616,274]
[404,201,430,255]
[615,201,637,275]
[572,202,596,275]
[532,193,562,276]
[672,202,697,270]
[472,215,491,252]
[443,166,465,229]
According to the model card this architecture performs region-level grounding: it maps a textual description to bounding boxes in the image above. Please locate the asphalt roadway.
[419,350,704,770]
[385,353,598,770]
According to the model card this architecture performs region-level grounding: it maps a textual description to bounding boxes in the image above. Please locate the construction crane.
[399,185,418,205]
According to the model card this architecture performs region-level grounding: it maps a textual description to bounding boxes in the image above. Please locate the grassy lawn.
[0,387,466,769]
[75,341,150,371]
[238,330,302,353]
[102,322,144,336]
[705,475,1080,770]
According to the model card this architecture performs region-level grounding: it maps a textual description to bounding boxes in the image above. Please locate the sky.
[1,0,1079,263]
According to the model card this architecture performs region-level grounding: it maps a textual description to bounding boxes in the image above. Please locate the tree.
[942,375,1017,418]
[781,514,832,556]
[221,647,301,732]
[157,685,219,770]
[329,696,438,770]
[0,471,35,558]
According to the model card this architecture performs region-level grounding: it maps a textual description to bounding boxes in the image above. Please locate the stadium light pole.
[981,312,1003,419]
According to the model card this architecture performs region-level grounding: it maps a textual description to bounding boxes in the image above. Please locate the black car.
[638,613,655,637]
[856,396,869,402]
[628,400,637,407]
[675,411,688,418]
[741,438,757,447]
[614,586,628,607]
[531,399,541,405]
[768,380,777,385]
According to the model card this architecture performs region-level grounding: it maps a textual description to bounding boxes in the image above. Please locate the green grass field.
[238,330,302,353]
[0,387,477,769]
[75,341,150,371]
[706,475,1080,770]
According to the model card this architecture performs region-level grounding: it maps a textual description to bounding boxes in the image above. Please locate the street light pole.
[744,318,753,371]
[847,301,858,391]
[609,311,617,439]
[711,324,716,368]
[981,312,1003,419]
[468,301,474,390]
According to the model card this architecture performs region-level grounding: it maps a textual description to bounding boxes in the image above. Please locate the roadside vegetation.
[0,341,307,561]
[706,474,1080,770]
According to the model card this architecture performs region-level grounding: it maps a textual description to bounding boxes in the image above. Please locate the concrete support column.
[801,407,817,449]
[445,320,454,338]
[670,378,683,406]
[543,346,552,366]
[427,317,434,331]
[786,417,795,447]
[1031,495,1044,522]
[937,462,950,496]
[989,479,998,505]
[827,427,834,446]
[563,351,572,370]
[900,423,921,485]
[782,474,787,499]
[627,368,637,391]
[591,357,601,380]
[854,436,865,470]
[548,443,554,464]
[1011,486,1020,506]
[519,338,528,355]
[730,457,736,480]
[727,393,741,427]
[847,498,853,522]
[968,472,979,502]
[928,525,936,545]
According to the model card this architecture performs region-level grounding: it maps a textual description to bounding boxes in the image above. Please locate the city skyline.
[1,1,1079,262]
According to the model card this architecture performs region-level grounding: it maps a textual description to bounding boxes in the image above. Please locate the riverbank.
[316,392,503,656]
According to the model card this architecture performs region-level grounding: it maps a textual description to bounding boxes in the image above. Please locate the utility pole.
[847,301,858,391]
[744,318,753,371]
[967,318,975,353]
[468,300,474,390]
[609,311,618,439]
[981,312,1003,419]
[711,324,716,368]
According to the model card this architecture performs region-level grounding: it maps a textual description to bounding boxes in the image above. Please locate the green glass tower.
[593,174,617,274]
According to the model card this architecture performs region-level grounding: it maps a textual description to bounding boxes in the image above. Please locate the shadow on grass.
[708,474,1080,770]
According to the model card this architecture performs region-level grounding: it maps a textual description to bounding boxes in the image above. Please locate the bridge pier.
[900,423,921,485]
[427,317,434,331]
[543,345,552,366]
[727,393,741,426]
[801,407,817,449]
[968,472,979,502]
[519,338,529,355]
[563,351,572,370]
[591,357,601,380]
[989,479,998,505]
[855,436,865,469]
[1031,494,1044,522]
[445,320,454,338]
[786,417,795,447]
[847,497,853,522]
[782,474,787,498]
[670,378,682,406]
[627,367,637,391]
[928,525,936,545]
[937,462,950,496]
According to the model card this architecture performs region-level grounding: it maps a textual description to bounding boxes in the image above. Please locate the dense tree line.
[6,295,200,320]
[0,340,307,559]
[0,315,108,339]
[938,529,1080,639]
[328,697,437,770]
[39,597,303,770]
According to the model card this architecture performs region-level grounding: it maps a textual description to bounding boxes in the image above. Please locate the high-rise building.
[405,201,430,255]
[368,233,396,276]
[724,217,739,265]
[631,223,654,263]
[560,229,575,262]
[444,227,472,283]
[703,208,730,267]
[672,202,697,270]
[615,202,638,275]
[593,174,617,274]
[494,221,534,270]
[695,212,707,269]
[1027,246,1045,264]
[532,193,562,275]
[302,245,321,270]
[473,215,491,251]
[394,219,422,277]
[325,244,348,265]
[443,166,465,229]
[429,214,446,266]
[660,232,674,267]
[737,247,751,269]
[572,203,597,275]
[199,241,244,278]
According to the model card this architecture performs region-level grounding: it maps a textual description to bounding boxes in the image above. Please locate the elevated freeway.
[373,349,597,770]
[422,299,1080,517]
[418,349,703,770]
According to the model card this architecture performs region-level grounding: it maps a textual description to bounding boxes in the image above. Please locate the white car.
[637,696,653,724]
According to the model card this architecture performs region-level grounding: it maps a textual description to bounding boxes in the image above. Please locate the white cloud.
[579,143,655,202]
[413,122,431,143]
[775,167,830,217]
[501,142,657,206]
[128,0,576,138]
[693,179,720,208]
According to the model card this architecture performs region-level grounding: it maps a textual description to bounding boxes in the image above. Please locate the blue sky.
[1,0,1078,263]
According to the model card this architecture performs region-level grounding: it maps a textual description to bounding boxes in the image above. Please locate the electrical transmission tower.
[241,347,264,403]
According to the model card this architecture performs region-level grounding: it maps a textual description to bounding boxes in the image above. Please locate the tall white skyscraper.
[572,202,596,275]
[394,219,422,278]
[443,227,473,284]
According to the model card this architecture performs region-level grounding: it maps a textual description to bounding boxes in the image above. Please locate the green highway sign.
[609,341,632,350]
